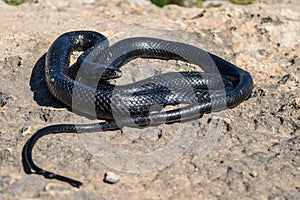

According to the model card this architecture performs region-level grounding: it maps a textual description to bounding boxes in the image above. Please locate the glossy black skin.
[22,31,253,187]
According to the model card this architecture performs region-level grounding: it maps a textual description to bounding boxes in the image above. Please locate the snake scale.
[22,31,253,187]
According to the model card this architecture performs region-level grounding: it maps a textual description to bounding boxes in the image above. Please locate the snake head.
[78,60,122,80]
[100,64,122,80]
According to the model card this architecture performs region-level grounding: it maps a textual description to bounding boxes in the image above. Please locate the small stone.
[249,171,258,178]
[224,118,231,124]
[104,172,120,184]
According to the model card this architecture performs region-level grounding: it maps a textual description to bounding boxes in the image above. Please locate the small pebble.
[104,171,120,184]
[249,171,258,178]
[224,118,231,124]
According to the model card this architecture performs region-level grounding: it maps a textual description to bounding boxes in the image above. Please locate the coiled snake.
[22,31,253,187]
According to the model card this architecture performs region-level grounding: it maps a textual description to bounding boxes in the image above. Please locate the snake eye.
[78,60,122,80]
[101,65,122,80]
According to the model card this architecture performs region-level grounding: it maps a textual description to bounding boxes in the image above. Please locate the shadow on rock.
[29,53,64,108]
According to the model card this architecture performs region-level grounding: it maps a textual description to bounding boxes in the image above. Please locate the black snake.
[22,31,253,187]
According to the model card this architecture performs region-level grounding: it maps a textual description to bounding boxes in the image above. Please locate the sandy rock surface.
[0,0,299,199]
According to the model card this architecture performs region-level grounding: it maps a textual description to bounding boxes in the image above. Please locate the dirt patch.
[0,0,299,199]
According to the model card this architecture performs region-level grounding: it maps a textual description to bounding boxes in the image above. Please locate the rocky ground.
[0,0,299,199]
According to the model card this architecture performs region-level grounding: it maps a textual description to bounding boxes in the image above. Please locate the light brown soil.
[0,0,299,199]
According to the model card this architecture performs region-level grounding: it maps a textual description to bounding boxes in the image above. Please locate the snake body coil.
[22,31,253,187]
